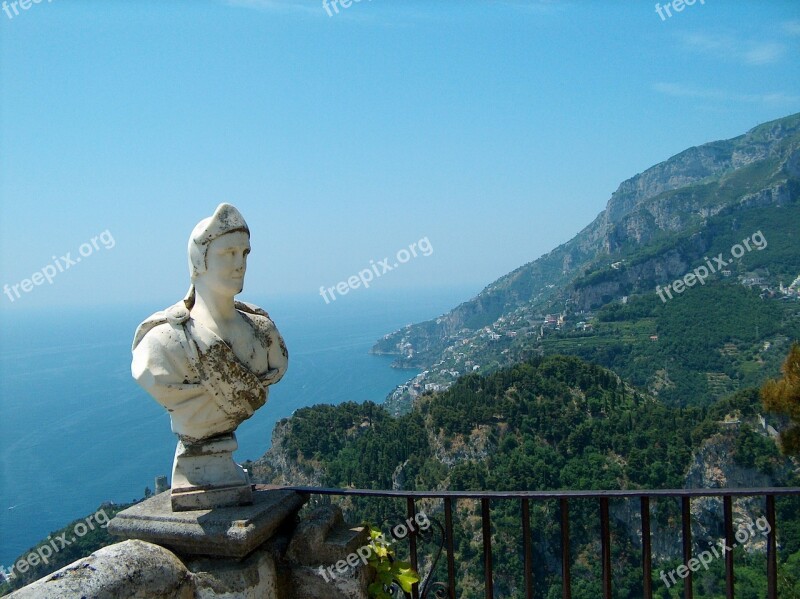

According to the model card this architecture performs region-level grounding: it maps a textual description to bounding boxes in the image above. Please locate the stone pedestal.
[108,487,307,559]
[14,498,371,599]
[171,433,253,511]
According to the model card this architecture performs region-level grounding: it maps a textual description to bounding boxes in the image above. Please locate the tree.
[761,344,800,455]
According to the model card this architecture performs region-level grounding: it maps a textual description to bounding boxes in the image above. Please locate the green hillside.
[256,355,800,599]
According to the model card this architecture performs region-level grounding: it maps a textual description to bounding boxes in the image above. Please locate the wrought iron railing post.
[407,497,419,599]
[444,497,456,599]
[641,496,652,599]
[600,496,611,599]
[522,497,533,599]
[481,498,493,599]
[560,497,571,599]
[724,495,734,599]
[767,494,777,599]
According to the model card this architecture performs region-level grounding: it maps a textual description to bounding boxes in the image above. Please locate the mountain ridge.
[372,113,800,411]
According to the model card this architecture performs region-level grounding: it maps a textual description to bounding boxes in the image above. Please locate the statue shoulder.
[235,300,271,320]
[132,303,191,351]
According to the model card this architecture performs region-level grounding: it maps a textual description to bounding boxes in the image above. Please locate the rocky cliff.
[373,112,800,368]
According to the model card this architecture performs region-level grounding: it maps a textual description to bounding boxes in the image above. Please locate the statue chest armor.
[190,313,272,376]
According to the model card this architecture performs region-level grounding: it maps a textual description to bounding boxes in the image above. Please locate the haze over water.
[0,286,474,566]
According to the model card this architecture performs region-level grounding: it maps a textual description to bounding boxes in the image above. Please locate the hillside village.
[383,269,800,414]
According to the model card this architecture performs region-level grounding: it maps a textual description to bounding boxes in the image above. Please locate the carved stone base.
[108,487,308,559]
[171,484,253,511]
[171,432,252,511]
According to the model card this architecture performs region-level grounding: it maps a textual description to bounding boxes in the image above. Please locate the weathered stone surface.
[170,433,253,511]
[11,501,373,599]
[287,505,368,566]
[283,505,372,598]
[283,563,371,599]
[186,547,279,598]
[108,488,307,558]
[6,540,194,599]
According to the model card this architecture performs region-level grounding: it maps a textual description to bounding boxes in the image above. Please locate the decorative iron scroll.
[380,513,450,599]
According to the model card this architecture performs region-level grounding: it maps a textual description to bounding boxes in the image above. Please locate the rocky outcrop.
[430,426,494,468]
[611,422,790,561]
[250,419,326,488]
[373,112,800,369]
[683,427,785,553]
[6,540,194,599]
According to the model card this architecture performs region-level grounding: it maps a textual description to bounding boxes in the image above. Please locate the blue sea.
[0,286,474,566]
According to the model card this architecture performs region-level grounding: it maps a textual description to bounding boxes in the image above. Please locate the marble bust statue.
[131,203,288,511]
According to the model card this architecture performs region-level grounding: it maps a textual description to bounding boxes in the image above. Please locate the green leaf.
[391,563,420,592]
[367,582,392,599]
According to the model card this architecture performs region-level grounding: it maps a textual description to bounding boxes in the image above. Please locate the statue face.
[198,231,251,296]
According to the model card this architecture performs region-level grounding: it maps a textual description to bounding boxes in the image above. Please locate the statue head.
[185,204,251,306]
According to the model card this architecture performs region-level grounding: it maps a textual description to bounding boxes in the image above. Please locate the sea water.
[0,286,474,566]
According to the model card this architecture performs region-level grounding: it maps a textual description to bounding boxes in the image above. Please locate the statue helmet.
[188,203,250,278]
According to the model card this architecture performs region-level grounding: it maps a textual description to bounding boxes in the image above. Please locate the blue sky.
[1,0,798,309]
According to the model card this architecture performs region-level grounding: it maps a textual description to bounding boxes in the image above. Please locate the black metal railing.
[286,486,800,599]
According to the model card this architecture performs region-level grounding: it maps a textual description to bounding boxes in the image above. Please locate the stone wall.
[6,504,371,599]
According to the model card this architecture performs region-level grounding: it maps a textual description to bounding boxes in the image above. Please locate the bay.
[0,285,474,566]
